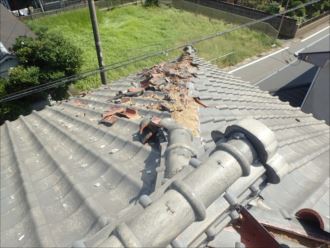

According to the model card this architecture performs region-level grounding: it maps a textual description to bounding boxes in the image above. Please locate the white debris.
[94,182,101,187]
[62,203,68,208]
[100,144,106,149]
[109,148,119,154]
[10,195,15,200]
[18,234,25,241]
[81,163,88,168]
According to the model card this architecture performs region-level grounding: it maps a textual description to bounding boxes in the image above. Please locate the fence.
[173,0,279,38]
[173,0,298,38]
[19,0,138,20]
[95,0,139,9]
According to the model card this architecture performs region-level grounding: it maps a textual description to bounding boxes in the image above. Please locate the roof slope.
[0,4,35,49]
[1,52,329,247]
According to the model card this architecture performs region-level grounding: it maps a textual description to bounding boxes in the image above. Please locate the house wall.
[258,61,317,92]
[302,63,330,124]
[6,0,34,10]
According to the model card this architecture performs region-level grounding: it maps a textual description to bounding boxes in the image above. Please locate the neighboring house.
[1,0,83,12]
[0,3,34,77]
[0,0,34,10]
[0,3,35,49]
[257,35,329,121]
[298,50,330,124]
[1,50,329,247]
[0,42,18,77]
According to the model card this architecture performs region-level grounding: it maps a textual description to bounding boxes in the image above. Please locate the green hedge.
[0,29,83,123]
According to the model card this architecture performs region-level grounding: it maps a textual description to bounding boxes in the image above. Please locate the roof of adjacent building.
[0,3,35,49]
[1,51,329,247]
[297,35,330,67]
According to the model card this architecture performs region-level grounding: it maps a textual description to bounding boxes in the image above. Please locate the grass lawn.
[27,5,277,91]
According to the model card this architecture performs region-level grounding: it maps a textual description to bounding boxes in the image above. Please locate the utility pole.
[87,0,107,84]
[277,0,290,39]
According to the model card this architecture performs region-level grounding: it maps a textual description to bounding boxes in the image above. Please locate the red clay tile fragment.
[121,97,131,103]
[139,116,163,144]
[102,106,125,118]
[117,107,140,120]
[73,99,85,107]
[140,80,150,89]
[100,106,140,125]
[151,116,161,125]
[100,114,119,125]
[127,87,144,93]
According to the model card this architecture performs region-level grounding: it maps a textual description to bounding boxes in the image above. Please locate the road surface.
[228,24,330,85]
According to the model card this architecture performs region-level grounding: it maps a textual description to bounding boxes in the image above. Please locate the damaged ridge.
[102,49,202,136]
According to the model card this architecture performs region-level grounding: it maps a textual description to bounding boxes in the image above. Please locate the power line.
[0,0,321,103]
[209,52,234,62]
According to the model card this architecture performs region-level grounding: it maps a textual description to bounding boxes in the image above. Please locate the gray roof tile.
[1,53,329,247]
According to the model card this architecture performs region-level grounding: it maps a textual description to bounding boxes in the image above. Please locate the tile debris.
[100,106,140,125]
[103,53,201,136]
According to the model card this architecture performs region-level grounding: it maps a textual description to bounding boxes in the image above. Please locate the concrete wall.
[173,0,278,38]
[302,63,330,124]
[174,0,298,38]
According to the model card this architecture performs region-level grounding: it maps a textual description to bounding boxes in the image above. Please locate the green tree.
[257,1,280,14]
[12,31,83,78]
[6,66,40,93]
[0,77,7,97]
[9,30,83,99]
[144,0,159,7]
[1,30,83,123]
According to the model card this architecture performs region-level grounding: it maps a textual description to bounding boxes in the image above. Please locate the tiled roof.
[1,52,329,247]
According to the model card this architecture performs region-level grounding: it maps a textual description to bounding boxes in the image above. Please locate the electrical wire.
[0,0,321,103]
